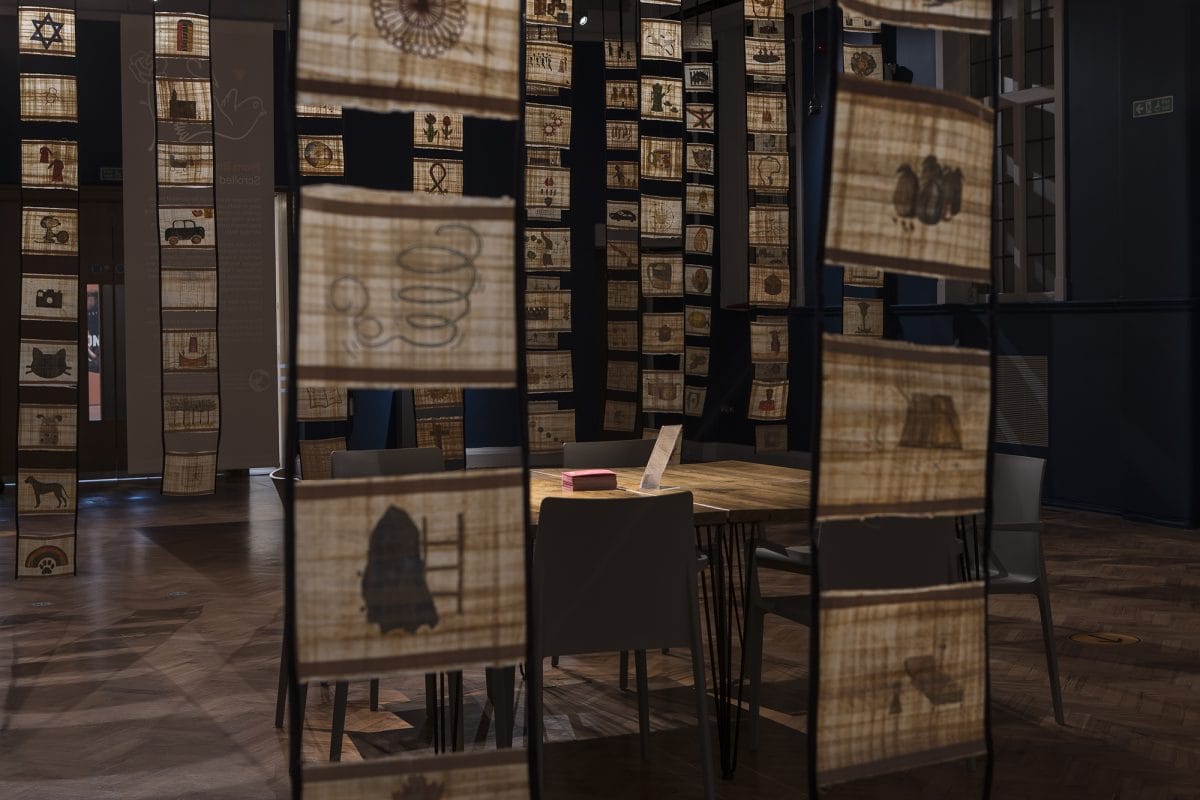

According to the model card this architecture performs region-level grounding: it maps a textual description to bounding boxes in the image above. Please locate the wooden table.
[529,460,811,778]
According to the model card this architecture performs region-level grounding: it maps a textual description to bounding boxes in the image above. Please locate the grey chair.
[746,516,964,749]
[562,437,658,470]
[989,453,1063,724]
[330,446,444,478]
[465,446,523,469]
[532,493,715,799]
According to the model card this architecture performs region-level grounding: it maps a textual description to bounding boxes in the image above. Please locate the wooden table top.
[528,460,811,526]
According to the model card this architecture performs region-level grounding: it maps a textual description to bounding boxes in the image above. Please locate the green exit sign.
[1132,95,1174,118]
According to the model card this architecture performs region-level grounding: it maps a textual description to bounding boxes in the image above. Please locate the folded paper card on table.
[562,470,618,491]
[641,424,683,490]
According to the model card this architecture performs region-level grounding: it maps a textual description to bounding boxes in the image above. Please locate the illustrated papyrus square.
[163,451,217,496]
[416,417,465,462]
[525,289,572,332]
[19,340,76,387]
[749,379,788,421]
[640,77,683,120]
[756,424,788,453]
[298,385,348,421]
[526,275,559,290]
[682,22,713,52]
[642,196,683,239]
[607,200,639,230]
[527,147,560,168]
[607,280,639,311]
[843,297,885,338]
[642,370,684,413]
[155,77,212,122]
[21,207,78,256]
[297,102,342,117]
[526,42,573,89]
[749,152,789,190]
[162,329,217,373]
[526,104,572,147]
[414,387,463,411]
[157,143,214,186]
[20,7,76,56]
[163,393,221,433]
[159,207,216,249]
[298,185,516,388]
[843,13,882,32]
[155,12,211,58]
[685,265,712,296]
[297,0,520,118]
[845,266,885,287]
[825,77,994,282]
[607,240,639,271]
[18,533,75,577]
[604,399,637,432]
[527,0,572,26]
[20,73,77,121]
[414,111,464,150]
[640,19,681,61]
[607,360,638,393]
[817,583,987,784]
[529,409,575,453]
[161,269,218,311]
[21,275,77,321]
[750,318,789,363]
[745,0,784,20]
[526,227,571,271]
[17,469,76,515]
[686,184,716,216]
[607,80,638,110]
[607,320,638,351]
[414,157,465,196]
[686,224,714,254]
[527,351,574,394]
[526,166,570,212]
[746,92,787,133]
[818,334,990,520]
[685,103,715,133]
[642,313,685,354]
[844,44,884,80]
[18,404,77,452]
[746,37,786,82]
[642,253,684,297]
[303,750,530,800]
[684,305,711,336]
[21,140,78,189]
[300,135,345,177]
[687,143,715,175]
[604,37,637,69]
[839,0,990,34]
[527,331,559,350]
[750,263,791,307]
[640,137,682,181]
[606,120,638,151]
[607,161,639,191]
[683,64,714,92]
[295,469,526,680]
[684,385,707,417]
[685,346,710,377]
[748,206,788,247]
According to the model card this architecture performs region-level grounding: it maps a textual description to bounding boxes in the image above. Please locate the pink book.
[562,469,618,491]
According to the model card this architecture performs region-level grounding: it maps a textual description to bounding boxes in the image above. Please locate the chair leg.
[294,682,308,731]
[619,650,629,690]
[551,655,559,667]
[425,673,439,743]
[329,682,349,762]
[689,624,716,800]
[369,679,379,712]
[274,638,289,729]
[635,650,651,761]
[449,671,465,751]
[1036,584,1065,724]
[747,605,767,751]
[492,666,516,748]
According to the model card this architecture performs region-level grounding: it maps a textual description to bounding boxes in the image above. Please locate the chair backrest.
[992,453,1045,526]
[818,517,963,590]
[268,467,288,505]
[465,446,523,469]
[330,447,444,478]
[562,438,657,469]
[535,492,697,656]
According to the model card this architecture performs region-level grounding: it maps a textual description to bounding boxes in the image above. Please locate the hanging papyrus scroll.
[839,0,991,34]
[15,2,81,576]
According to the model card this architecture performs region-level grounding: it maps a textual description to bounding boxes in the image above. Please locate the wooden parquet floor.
[0,478,1197,799]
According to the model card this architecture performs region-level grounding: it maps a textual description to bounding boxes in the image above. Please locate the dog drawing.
[24,476,69,509]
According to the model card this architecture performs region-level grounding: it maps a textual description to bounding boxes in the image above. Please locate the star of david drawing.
[30,13,65,51]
